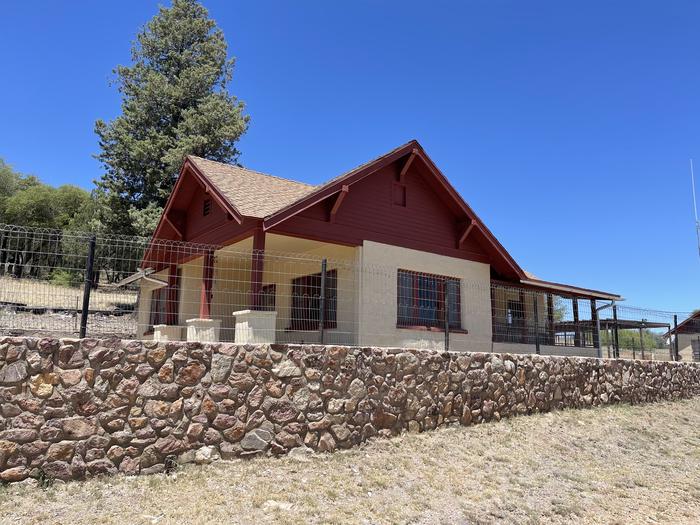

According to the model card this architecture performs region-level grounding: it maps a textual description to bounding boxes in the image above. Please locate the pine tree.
[95,0,249,234]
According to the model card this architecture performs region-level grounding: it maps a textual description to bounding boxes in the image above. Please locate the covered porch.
[137,231,360,345]
[490,278,621,357]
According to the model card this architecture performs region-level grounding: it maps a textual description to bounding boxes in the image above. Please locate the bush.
[50,269,82,288]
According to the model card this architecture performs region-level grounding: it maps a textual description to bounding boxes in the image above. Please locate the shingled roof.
[187,156,317,218]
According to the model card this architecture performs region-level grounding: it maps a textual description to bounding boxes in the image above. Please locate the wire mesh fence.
[0,222,697,361]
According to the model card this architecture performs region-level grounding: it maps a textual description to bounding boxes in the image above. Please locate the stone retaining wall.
[2,337,700,483]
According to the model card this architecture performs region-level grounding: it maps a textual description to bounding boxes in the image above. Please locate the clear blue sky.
[1,1,699,312]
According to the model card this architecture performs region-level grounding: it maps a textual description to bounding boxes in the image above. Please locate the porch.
[138,232,361,345]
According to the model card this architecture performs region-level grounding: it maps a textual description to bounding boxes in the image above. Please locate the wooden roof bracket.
[457,219,476,248]
[398,149,418,183]
[163,214,184,240]
[329,185,350,223]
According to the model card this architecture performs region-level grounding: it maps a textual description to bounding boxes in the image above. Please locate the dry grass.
[3,399,700,524]
[0,276,136,311]
[0,276,138,337]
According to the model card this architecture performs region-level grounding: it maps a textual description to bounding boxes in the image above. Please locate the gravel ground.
[2,398,700,524]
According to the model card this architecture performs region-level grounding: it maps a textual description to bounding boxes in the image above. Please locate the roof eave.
[519,278,623,301]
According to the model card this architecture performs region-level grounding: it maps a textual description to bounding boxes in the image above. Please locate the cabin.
[136,140,620,355]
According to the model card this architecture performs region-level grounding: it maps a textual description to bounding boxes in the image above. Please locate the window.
[259,284,276,312]
[203,198,212,216]
[397,269,461,329]
[149,287,166,328]
[290,270,337,330]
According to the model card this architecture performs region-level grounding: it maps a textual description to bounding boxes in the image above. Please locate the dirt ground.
[2,398,700,525]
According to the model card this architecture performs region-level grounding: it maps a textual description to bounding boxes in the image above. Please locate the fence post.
[79,234,97,338]
[533,294,540,355]
[444,278,450,352]
[318,258,327,345]
[612,305,620,358]
[673,314,679,361]
[0,230,5,276]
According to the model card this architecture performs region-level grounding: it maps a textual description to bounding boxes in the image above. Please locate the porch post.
[518,289,526,344]
[590,299,599,350]
[250,227,265,310]
[199,249,215,319]
[572,297,581,347]
[166,263,179,325]
[546,293,555,345]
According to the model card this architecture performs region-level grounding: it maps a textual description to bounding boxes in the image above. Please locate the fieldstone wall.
[2,337,700,483]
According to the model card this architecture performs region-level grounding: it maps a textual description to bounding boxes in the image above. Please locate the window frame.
[396,269,462,331]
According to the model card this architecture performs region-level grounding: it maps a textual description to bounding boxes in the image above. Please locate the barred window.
[397,269,461,329]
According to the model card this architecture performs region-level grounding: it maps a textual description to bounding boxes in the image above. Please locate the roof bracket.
[457,219,475,248]
[398,149,418,183]
[329,185,350,223]
[164,214,184,239]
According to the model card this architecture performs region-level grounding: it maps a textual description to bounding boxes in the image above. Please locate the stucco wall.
[357,240,493,351]
[677,333,700,362]
[1,337,700,484]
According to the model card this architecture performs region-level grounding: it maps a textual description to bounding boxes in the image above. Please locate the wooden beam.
[329,185,350,223]
[250,228,266,310]
[398,149,418,183]
[163,214,183,239]
[457,219,475,248]
[166,264,179,325]
[199,250,215,319]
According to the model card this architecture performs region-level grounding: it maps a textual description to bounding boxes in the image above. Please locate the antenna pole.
[692,159,700,258]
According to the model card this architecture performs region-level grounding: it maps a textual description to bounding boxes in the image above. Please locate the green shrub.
[50,269,82,288]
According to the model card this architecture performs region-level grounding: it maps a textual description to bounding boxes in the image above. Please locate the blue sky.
[1,1,699,311]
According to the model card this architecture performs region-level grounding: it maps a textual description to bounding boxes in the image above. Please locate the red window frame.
[397,269,461,330]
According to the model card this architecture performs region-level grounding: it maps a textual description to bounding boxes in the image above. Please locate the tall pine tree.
[95,0,249,235]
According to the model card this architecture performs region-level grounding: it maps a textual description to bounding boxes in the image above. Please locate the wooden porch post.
[199,250,215,319]
[590,299,599,349]
[250,228,266,310]
[573,297,581,347]
[166,263,179,325]
[518,289,526,344]
[546,293,555,345]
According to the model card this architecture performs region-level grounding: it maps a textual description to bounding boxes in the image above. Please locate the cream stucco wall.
[357,240,492,352]
[676,333,700,362]
[136,267,170,339]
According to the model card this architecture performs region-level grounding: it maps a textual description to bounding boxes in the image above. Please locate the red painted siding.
[269,162,492,263]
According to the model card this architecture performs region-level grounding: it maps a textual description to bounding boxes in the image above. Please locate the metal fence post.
[444,278,450,352]
[533,294,541,355]
[612,305,620,358]
[79,234,97,338]
[319,258,327,344]
[673,314,679,361]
